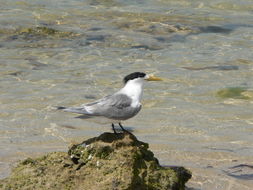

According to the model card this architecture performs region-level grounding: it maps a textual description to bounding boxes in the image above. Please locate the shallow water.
[1,0,253,189]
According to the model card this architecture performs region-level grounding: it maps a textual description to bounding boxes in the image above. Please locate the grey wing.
[61,95,112,115]
[91,93,141,120]
[63,94,141,120]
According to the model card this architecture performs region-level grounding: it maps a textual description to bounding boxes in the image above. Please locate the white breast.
[118,77,144,108]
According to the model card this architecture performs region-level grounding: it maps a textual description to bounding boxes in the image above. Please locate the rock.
[0,132,191,190]
[216,87,250,100]
[18,26,76,38]
[182,65,239,71]
[223,164,253,180]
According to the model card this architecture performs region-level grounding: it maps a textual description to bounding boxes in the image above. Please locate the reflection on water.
[0,0,253,189]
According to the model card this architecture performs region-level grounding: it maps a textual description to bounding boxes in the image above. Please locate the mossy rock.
[216,87,250,99]
[17,26,76,38]
[0,132,191,190]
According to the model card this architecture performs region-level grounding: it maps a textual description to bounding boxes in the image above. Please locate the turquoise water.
[1,0,253,189]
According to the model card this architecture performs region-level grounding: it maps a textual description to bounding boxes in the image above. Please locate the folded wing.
[61,93,140,120]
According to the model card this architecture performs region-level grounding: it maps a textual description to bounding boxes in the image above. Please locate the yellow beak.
[145,75,162,81]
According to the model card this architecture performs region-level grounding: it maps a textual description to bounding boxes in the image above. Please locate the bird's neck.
[119,80,143,104]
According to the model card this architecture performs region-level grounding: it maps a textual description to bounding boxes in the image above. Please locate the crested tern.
[58,72,162,133]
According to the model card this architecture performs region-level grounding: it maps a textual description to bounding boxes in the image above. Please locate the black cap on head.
[123,72,146,84]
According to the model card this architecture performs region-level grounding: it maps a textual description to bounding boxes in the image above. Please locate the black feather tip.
[57,106,66,110]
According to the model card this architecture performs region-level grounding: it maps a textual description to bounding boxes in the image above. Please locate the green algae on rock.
[0,132,191,190]
[17,26,77,38]
[216,87,250,100]
[0,26,78,41]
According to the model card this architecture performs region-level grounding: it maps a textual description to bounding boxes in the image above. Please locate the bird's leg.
[111,123,117,134]
[118,122,125,131]
[118,122,130,134]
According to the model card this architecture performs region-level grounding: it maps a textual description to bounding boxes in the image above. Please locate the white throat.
[118,78,144,107]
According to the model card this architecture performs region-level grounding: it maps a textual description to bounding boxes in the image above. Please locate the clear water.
[0,0,253,189]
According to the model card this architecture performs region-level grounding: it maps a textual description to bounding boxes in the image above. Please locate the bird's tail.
[56,106,91,115]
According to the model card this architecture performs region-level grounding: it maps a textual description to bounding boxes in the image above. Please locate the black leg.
[118,122,126,131]
[118,122,131,134]
[112,123,117,134]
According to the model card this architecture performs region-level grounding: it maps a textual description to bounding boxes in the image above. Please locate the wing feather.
[86,93,140,120]
[62,93,141,120]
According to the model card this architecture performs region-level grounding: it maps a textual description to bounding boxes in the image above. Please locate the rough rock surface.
[0,132,191,190]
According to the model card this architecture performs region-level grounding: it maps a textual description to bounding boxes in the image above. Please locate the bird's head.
[123,72,162,84]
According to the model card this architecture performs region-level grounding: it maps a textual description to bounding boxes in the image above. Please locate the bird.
[57,72,162,133]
